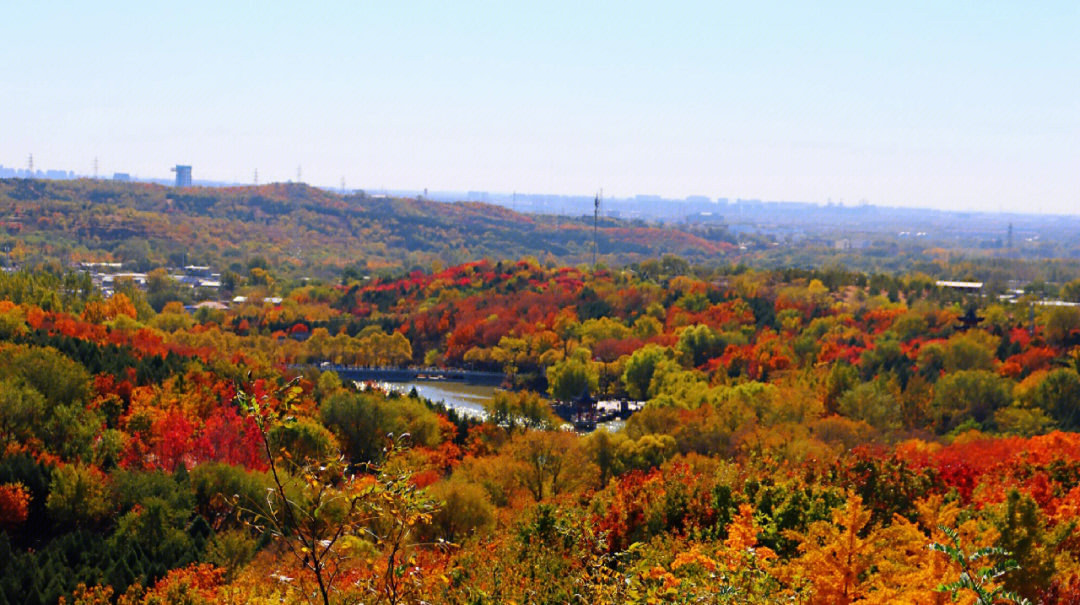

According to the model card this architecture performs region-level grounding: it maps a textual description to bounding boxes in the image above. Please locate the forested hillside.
[0,179,734,277]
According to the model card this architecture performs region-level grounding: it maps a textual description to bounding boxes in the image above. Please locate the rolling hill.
[0,178,735,277]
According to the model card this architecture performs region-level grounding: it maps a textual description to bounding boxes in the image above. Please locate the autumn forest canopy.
[4,179,1080,603]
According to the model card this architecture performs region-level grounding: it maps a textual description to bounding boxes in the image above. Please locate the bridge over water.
[305,364,506,386]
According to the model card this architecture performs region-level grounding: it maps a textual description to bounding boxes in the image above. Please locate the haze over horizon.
[3,2,1077,214]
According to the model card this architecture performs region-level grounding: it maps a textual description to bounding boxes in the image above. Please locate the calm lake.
[379,379,629,431]
[382,380,496,420]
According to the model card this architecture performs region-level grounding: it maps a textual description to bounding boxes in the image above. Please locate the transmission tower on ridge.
[593,189,602,267]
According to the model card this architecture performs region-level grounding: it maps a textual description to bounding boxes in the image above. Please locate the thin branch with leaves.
[928,525,1031,605]
[233,376,437,605]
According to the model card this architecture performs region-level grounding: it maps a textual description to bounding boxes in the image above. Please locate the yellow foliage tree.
[784,492,874,604]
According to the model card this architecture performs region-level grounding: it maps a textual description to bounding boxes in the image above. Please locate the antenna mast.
[593,189,602,267]
[93,157,98,179]
[28,154,33,175]
[254,169,258,186]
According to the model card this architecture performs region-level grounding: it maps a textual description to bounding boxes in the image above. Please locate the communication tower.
[593,189,602,267]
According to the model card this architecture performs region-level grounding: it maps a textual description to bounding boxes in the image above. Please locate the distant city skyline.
[2,2,1077,214]
[0,163,1065,248]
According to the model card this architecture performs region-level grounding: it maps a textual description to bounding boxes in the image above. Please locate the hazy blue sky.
[3,2,1077,212]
